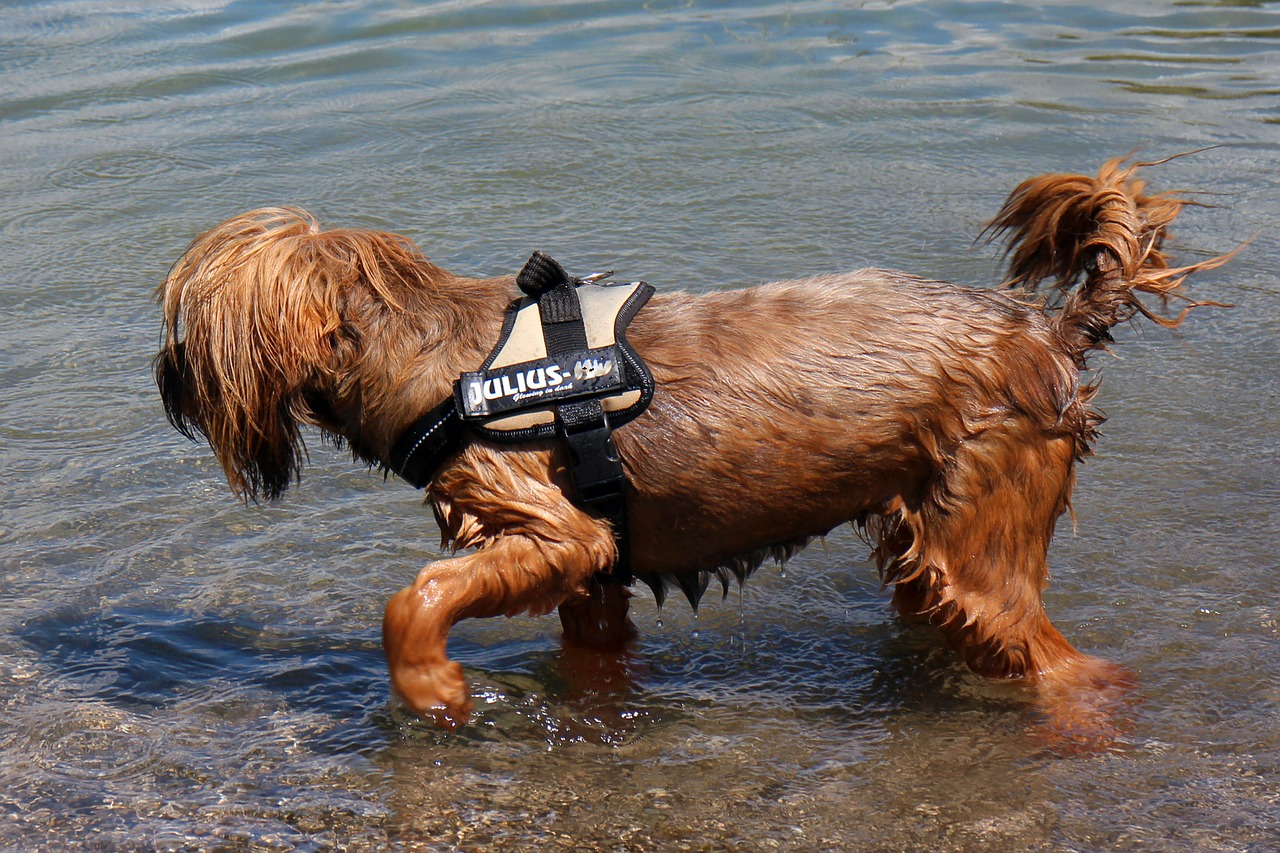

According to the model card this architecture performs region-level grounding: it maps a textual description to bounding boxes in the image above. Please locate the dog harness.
[388,252,655,583]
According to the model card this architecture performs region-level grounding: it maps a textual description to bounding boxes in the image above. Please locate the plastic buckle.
[560,416,625,505]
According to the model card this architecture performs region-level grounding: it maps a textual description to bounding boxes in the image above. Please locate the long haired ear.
[153,207,433,500]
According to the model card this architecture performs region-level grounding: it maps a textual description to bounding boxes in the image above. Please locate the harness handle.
[517,250,572,297]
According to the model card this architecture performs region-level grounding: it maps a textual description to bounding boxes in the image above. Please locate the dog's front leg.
[558,582,637,650]
[556,583,644,728]
[382,533,610,725]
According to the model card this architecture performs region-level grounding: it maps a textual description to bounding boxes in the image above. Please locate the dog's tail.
[985,155,1236,365]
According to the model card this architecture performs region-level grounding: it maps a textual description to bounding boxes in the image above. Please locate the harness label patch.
[457,346,625,420]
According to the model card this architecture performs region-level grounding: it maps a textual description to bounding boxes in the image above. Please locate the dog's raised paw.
[392,660,473,728]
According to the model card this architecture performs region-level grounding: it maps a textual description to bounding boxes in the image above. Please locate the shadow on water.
[17,606,389,752]
[15,549,1057,745]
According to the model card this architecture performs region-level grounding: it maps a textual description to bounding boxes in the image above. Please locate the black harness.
[388,252,655,584]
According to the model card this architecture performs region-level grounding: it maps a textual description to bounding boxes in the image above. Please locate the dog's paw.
[391,660,473,728]
[1031,655,1139,754]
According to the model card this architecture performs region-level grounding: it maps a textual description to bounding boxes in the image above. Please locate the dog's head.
[154,208,472,501]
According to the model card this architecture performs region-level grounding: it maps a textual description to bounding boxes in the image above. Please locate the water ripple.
[48,149,212,190]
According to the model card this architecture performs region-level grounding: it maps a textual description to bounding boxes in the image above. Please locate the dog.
[154,157,1231,729]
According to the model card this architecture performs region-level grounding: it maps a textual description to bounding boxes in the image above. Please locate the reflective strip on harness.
[456,346,626,420]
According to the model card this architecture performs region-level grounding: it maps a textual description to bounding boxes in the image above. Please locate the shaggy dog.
[155,157,1230,728]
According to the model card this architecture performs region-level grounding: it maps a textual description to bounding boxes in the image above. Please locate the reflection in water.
[1,0,1278,849]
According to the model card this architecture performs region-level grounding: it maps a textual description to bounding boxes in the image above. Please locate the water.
[2,1,1278,849]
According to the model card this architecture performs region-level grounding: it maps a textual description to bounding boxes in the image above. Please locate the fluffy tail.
[986,155,1236,365]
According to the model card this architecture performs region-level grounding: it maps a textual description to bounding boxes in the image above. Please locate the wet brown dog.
[155,157,1230,729]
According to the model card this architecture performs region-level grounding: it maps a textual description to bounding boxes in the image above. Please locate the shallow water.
[2,1,1278,849]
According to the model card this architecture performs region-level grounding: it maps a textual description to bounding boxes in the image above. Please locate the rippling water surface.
[2,1,1278,849]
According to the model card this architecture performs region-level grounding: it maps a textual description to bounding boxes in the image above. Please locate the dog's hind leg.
[880,417,1136,748]
[890,419,1125,689]
[383,529,614,725]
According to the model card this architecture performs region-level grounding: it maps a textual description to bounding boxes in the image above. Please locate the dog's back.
[619,270,1082,579]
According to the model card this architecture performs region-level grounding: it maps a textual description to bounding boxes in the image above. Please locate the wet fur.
[155,157,1232,726]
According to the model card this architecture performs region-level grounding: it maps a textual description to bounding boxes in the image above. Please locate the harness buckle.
[560,415,625,505]
[558,409,631,585]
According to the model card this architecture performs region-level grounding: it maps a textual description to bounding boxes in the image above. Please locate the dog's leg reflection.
[383,533,611,726]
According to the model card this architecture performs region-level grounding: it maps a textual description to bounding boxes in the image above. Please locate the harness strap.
[388,398,462,490]
[517,252,633,584]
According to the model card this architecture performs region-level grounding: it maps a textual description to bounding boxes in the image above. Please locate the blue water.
[2,1,1278,849]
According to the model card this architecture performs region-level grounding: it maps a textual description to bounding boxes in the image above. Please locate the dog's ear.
[154,207,436,501]
[154,338,199,441]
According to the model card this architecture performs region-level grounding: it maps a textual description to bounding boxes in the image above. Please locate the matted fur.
[155,158,1232,729]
